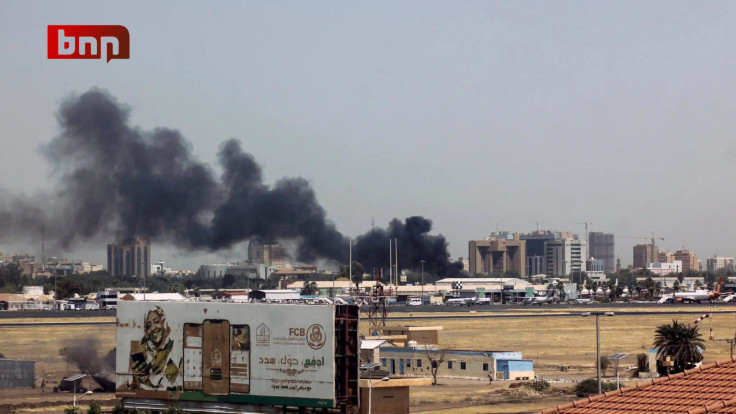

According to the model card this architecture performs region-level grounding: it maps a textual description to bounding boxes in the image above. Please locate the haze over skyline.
[2,1,736,272]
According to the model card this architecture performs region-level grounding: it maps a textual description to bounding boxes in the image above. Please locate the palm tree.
[301,281,319,296]
[653,319,705,374]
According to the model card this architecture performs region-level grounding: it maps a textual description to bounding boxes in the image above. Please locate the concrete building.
[358,376,431,414]
[107,237,150,278]
[707,256,734,272]
[468,235,526,276]
[435,277,540,303]
[545,239,586,276]
[633,244,656,269]
[586,258,605,273]
[674,249,698,272]
[520,231,576,276]
[247,289,300,301]
[646,261,682,275]
[588,232,615,274]
[379,326,443,346]
[248,240,287,270]
[658,250,675,263]
[118,292,185,301]
[197,262,273,280]
[378,346,534,381]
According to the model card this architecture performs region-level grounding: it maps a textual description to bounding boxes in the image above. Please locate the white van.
[407,297,423,306]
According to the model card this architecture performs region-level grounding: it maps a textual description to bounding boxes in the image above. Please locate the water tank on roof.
[581,288,590,295]
[407,340,418,348]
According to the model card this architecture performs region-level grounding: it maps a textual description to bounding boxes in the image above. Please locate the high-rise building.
[674,249,698,272]
[519,230,576,276]
[248,240,287,270]
[107,237,150,277]
[468,235,526,275]
[545,239,586,276]
[706,256,733,272]
[588,232,615,274]
[658,250,674,263]
[633,244,656,269]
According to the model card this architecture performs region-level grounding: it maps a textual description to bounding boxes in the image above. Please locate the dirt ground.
[2,305,734,413]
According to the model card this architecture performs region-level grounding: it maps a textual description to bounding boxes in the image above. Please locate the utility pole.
[420,260,426,297]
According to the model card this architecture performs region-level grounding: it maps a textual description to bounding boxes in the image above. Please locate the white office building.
[545,239,587,277]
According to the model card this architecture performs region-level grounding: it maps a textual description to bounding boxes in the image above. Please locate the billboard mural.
[116,301,353,409]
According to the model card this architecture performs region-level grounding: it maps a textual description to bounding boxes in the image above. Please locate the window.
[483,362,489,371]
[448,361,453,369]
[381,358,386,367]
[460,362,466,370]
[406,359,411,367]
[417,359,422,368]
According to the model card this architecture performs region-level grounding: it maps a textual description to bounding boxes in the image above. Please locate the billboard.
[116,301,357,410]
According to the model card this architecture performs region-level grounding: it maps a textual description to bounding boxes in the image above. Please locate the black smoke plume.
[352,216,464,278]
[0,88,462,275]
[59,337,106,375]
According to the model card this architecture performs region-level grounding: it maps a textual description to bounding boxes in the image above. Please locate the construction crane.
[620,233,664,247]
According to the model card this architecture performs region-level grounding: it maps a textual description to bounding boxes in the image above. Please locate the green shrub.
[112,401,125,414]
[529,379,550,392]
[574,379,617,397]
[87,401,101,414]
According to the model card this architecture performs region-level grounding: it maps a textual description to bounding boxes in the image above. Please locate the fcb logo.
[306,324,326,350]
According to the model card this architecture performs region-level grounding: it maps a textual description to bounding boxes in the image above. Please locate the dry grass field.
[0,317,117,414]
[381,305,736,380]
[2,305,734,413]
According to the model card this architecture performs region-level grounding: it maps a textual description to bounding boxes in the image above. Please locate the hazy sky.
[2,1,736,271]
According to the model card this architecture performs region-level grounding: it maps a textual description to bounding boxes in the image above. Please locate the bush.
[112,401,125,414]
[64,407,81,414]
[87,401,101,414]
[574,379,617,397]
[599,356,611,375]
[529,379,550,392]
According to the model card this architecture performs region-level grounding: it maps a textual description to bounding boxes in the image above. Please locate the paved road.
[1,301,734,322]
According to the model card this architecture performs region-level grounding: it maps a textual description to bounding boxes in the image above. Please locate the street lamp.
[360,362,389,414]
[581,311,614,395]
[73,385,92,407]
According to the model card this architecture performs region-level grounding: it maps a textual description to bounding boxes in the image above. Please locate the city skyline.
[2,2,736,271]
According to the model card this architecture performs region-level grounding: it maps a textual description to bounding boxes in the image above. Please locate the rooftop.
[539,357,736,414]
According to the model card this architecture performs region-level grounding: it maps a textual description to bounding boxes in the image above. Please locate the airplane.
[522,295,554,306]
[446,295,478,306]
[575,298,594,305]
[658,277,723,304]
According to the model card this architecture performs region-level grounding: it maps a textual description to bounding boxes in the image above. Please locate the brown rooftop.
[539,357,736,414]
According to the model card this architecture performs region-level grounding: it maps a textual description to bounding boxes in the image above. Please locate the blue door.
[399,359,405,374]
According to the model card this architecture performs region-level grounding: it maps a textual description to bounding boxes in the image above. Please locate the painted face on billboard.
[145,308,166,347]
[128,306,181,392]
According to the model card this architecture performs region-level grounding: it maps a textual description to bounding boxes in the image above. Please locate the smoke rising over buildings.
[0,89,461,275]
